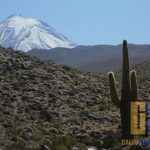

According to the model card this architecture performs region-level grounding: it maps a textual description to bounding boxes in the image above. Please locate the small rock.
[40,145,50,150]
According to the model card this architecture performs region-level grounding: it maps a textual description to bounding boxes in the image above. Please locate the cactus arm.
[108,72,120,108]
[131,70,138,101]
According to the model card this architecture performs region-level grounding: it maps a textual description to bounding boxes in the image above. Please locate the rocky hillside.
[0,46,150,149]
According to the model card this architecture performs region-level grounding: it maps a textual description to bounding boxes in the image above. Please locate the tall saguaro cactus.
[108,40,138,139]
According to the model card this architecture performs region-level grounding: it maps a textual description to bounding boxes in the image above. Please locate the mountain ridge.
[28,44,150,72]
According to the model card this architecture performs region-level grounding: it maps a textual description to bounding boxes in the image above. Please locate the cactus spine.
[108,40,138,139]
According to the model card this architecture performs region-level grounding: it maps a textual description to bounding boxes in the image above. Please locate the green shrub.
[102,131,121,149]
[53,145,68,150]
[51,136,86,150]
[11,136,27,150]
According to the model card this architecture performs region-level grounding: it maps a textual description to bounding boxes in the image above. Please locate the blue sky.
[0,0,150,45]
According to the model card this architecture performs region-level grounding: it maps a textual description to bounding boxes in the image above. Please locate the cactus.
[108,40,138,139]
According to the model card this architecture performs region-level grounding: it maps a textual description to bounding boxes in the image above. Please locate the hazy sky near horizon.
[0,0,150,45]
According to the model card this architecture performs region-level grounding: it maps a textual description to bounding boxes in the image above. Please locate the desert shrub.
[51,136,86,150]
[81,137,98,146]
[62,65,71,72]
[70,101,82,109]
[88,106,98,113]
[98,98,109,111]
[49,127,58,134]
[102,131,121,149]
[0,140,12,147]
[11,136,27,150]
[69,116,81,125]
[53,145,68,150]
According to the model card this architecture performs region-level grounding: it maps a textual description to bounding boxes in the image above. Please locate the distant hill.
[28,44,150,72]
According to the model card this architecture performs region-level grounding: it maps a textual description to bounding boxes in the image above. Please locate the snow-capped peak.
[4,14,40,36]
[0,14,76,52]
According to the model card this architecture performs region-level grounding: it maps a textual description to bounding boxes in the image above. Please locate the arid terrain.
[0,46,150,149]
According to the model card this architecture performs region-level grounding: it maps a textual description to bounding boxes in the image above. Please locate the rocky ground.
[0,47,149,150]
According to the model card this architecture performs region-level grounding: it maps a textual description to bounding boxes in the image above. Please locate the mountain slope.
[0,14,75,52]
[0,46,150,149]
[28,44,150,72]
[0,46,120,149]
